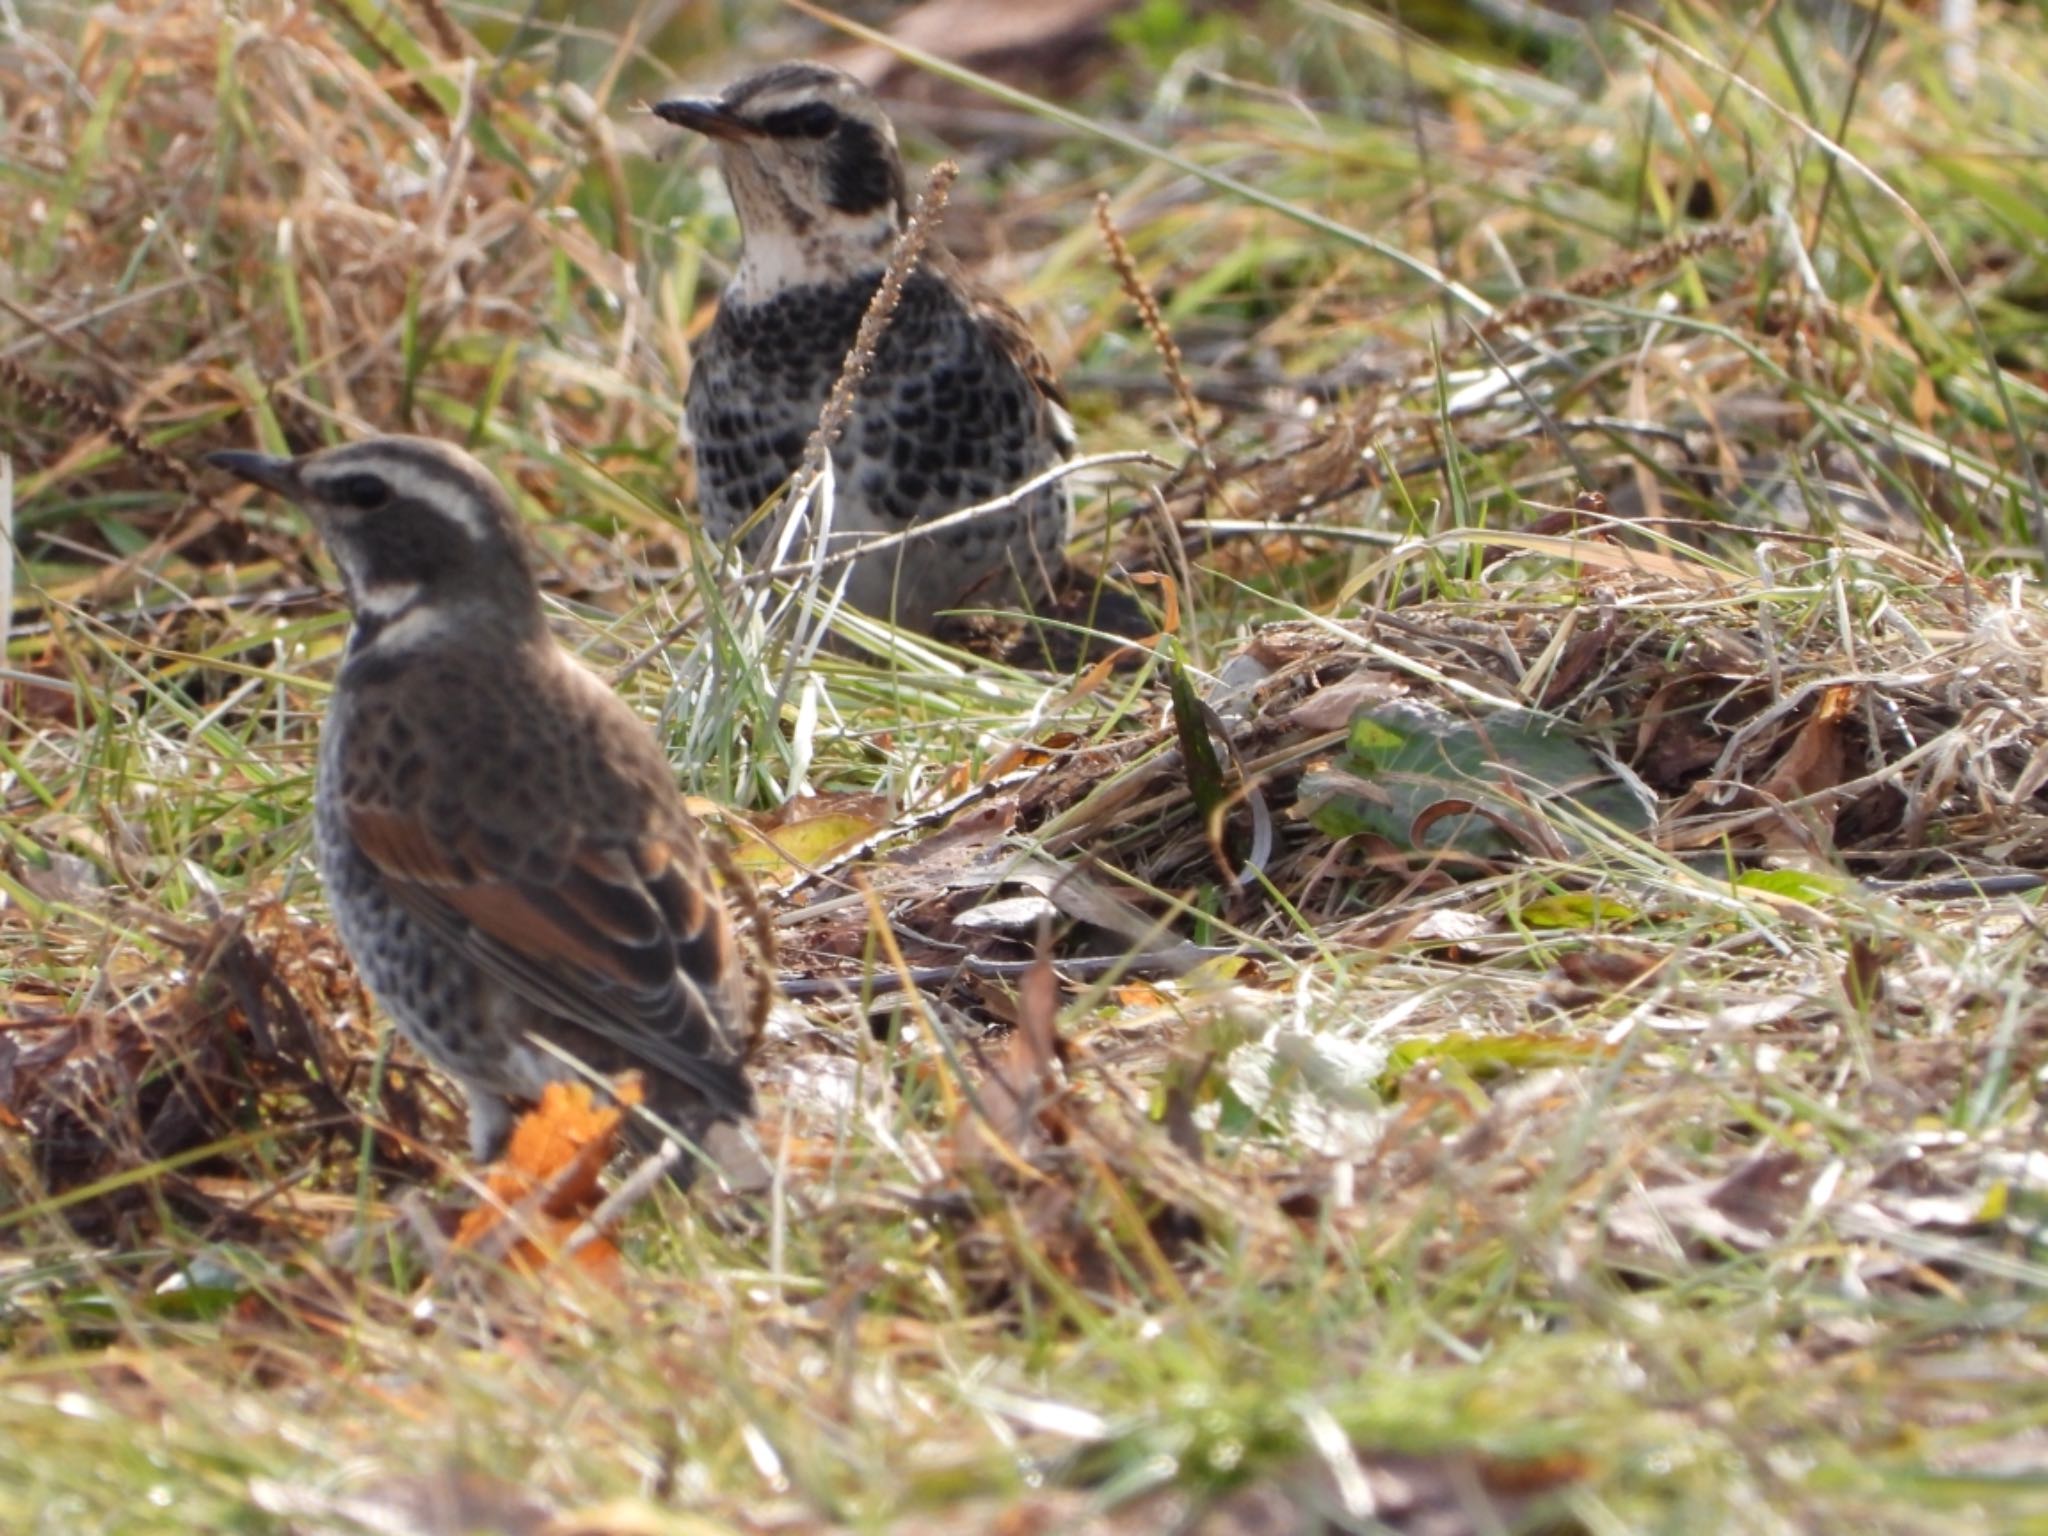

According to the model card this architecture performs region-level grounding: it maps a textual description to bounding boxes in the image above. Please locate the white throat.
[347,580,444,653]
[733,214,897,304]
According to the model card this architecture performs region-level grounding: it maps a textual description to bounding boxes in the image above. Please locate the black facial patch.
[355,502,475,590]
[760,101,839,139]
[824,119,904,215]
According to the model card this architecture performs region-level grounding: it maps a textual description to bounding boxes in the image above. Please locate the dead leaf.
[967,946,1069,1166]
[1841,933,1896,1014]
[723,793,890,882]
[1607,1152,1817,1259]
[953,893,1062,933]
[1354,907,1495,954]
[1554,946,1666,996]
[1277,670,1408,735]
[452,1080,634,1279]
[1759,683,1855,803]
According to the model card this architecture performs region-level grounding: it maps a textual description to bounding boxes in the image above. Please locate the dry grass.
[5,0,2048,1531]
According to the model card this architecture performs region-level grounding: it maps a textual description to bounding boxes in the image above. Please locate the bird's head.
[656,62,907,300]
[207,436,542,646]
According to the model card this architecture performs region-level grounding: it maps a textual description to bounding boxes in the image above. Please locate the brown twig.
[795,158,959,485]
[1095,193,1210,466]
[409,0,468,59]
[704,833,780,1050]
[0,354,199,494]
[1476,221,1765,342]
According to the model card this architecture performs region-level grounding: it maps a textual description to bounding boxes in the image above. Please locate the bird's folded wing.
[968,285,1068,412]
[346,804,751,1114]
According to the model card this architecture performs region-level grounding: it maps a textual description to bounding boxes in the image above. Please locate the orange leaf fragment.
[452,1079,638,1279]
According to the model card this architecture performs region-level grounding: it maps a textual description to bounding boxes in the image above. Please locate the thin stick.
[0,354,200,494]
[796,159,960,487]
[1095,194,1209,466]
[763,158,959,673]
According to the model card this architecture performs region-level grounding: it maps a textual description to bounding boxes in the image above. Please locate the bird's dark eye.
[759,101,839,139]
[330,473,391,511]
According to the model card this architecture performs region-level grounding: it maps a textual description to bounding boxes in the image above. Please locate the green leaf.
[1737,868,1851,904]
[1517,892,1640,930]
[1169,656,1230,829]
[1383,1031,1619,1087]
[1301,700,1648,864]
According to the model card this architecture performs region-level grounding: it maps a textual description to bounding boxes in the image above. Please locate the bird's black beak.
[653,96,756,143]
[206,450,303,499]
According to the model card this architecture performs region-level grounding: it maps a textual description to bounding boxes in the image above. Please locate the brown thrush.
[208,436,755,1169]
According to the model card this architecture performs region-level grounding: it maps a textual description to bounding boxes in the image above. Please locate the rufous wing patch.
[436,879,626,982]
[348,804,472,886]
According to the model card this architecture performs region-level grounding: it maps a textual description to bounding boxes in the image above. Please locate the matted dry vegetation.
[5,1,2048,1532]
